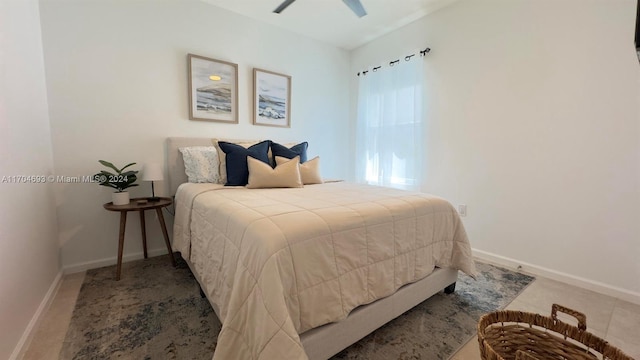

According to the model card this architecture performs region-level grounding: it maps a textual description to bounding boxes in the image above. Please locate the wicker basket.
[477,304,634,360]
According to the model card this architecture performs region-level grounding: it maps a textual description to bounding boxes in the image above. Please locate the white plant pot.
[112,191,130,206]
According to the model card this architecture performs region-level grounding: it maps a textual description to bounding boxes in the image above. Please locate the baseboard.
[473,248,640,306]
[63,247,170,274]
[10,270,63,360]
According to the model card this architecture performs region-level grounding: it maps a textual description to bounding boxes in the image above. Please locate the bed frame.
[166,137,458,360]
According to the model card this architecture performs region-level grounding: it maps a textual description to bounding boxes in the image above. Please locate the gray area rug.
[60,255,534,360]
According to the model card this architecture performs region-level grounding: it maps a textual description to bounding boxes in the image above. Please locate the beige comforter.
[173,182,476,360]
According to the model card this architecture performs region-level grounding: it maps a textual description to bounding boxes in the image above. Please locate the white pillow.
[247,156,303,189]
[179,146,221,183]
[275,156,323,185]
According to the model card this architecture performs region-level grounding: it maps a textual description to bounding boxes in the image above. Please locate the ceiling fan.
[273,0,367,18]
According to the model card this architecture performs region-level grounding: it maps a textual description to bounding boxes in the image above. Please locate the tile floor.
[23,267,640,359]
[451,275,640,359]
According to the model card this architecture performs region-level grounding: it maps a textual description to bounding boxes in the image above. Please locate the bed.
[167,137,476,360]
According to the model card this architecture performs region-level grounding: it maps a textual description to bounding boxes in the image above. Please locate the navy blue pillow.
[219,140,271,186]
[271,142,308,164]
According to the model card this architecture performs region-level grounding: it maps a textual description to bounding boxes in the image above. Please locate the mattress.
[173,181,476,360]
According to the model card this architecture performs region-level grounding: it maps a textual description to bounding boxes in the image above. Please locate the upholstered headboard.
[166,137,214,196]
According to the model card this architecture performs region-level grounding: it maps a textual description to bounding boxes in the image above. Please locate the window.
[355,59,424,190]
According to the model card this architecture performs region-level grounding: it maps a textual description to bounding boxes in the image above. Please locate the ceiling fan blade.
[342,0,367,17]
[273,0,296,13]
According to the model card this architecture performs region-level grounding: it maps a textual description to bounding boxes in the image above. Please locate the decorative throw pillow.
[218,140,271,186]
[247,156,303,189]
[275,156,323,185]
[212,138,264,184]
[271,142,308,164]
[178,146,221,183]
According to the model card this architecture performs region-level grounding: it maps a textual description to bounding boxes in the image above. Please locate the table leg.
[156,208,176,267]
[139,210,148,259]
[116,211,127,281]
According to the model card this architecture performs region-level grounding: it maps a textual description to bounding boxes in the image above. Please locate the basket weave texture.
[477,304,634,360]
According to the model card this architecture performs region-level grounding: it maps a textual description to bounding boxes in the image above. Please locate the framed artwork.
[188,54,238,123]
[253,68,291,127]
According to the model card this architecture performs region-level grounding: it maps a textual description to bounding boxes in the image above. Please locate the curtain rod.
[357,47,430,76]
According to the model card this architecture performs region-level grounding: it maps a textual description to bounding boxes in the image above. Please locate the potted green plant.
[94,160,139,205]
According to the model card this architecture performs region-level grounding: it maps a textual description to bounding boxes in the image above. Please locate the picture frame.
[188,54,238,123]
[253,68,291,128]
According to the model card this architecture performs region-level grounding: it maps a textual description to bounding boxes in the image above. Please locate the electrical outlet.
[458,204,467,217]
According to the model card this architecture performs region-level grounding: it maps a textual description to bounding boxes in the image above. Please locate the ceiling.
[200,0,459,50]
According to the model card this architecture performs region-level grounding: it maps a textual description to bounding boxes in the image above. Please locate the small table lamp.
[142,163,163,202]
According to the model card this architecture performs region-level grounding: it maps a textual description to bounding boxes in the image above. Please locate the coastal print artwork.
[253,68,291,127]
[188,54,238,123]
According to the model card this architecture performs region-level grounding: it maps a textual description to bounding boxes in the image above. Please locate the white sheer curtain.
[355,58,424,190]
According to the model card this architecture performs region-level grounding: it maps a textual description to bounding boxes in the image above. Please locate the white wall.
[0,0,61,358]
[39,0,351,270]
[351,0,640,299]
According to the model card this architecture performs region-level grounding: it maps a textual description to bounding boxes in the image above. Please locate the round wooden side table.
[103,197,176,280]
